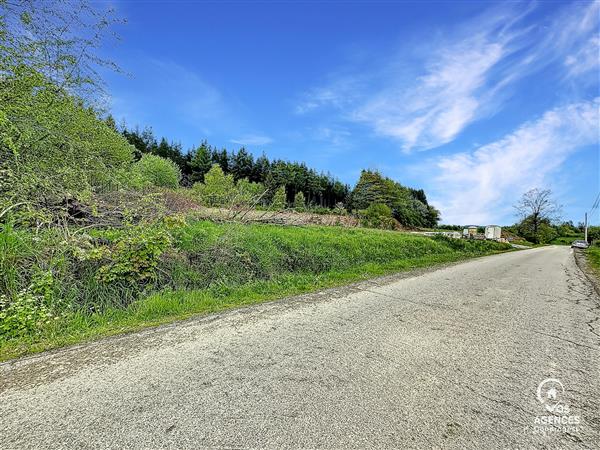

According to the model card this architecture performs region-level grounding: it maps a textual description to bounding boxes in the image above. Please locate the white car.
[571,240,589,249]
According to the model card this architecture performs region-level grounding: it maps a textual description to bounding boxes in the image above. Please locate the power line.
[588,192,600,214]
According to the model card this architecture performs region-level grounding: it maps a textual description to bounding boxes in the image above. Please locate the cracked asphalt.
[1,246,599,449]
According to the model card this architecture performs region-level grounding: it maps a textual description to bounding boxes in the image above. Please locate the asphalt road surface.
[1,246,599,449]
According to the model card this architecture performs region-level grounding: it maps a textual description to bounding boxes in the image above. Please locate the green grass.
[0,221,512,361]
[550,234,584,245]
[586,246,600,274]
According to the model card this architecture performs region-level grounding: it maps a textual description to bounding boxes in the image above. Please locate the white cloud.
[296,2,600,151]
[230,134,273,146]
[430,99,600,224]
[352,37,506,150]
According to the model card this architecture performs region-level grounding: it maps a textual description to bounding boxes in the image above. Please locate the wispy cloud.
[296,2,600,151]
[430,99,599,224]
[109,57,230,135]
[230,134,273,146]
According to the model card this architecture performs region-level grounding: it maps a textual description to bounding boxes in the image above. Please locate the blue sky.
[104,1,599,225]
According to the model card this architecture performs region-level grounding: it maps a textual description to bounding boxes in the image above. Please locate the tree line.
[117,122,350,208]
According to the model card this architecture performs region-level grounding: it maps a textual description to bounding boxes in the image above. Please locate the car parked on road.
[571,240,589,249]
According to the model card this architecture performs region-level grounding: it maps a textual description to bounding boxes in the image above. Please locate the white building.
[485,225,502,240]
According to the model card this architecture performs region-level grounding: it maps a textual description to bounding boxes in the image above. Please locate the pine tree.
[189,142,212,182]
[231,147,254,181]
[271,185,287,210]
[293,191,306,209]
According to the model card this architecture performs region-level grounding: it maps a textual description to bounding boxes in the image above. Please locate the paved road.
[1,246,599,449]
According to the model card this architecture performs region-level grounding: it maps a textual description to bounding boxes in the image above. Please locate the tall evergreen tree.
[189,141,213,183]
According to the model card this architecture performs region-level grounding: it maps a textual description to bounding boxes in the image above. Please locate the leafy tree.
[516,217,558,244]
[236,179,267,207]
[293,191,306,209]
[193,164,236,207]
[0,0,133,218]
[587,226,600,244]
[132,154,181,189]
[271,186,287,210]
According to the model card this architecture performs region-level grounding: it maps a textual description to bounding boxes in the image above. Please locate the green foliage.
[0,271,57,339]
[359,203,397,230]
[587,226,600,244]
[236,179,266,207]
[350,170,439,228]
[586,247,600,274]
[293,191,306,209]
[193,164,237,207]
[271,186,287,210]
[192,164,266,208]
[188,142,212,183]
[131,154,182,189]
[0,219,511,357]
[0,1,134,218]
[516,216,558,244]
[120,126,352,208]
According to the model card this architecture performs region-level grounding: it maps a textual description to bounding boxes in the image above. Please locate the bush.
[132,154,182,189]
[193,164,236,207]
[359,203,397,230]
[0,271,57,339]
[193,165,266,208]
[236,179,267,207]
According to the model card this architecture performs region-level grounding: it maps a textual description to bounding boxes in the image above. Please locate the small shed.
[485,225,502,240]
[464,225,478,237]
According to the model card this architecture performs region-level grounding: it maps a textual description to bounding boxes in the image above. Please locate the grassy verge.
[0,221,511,361]
[586,246,600,274]
[550,235,584,245]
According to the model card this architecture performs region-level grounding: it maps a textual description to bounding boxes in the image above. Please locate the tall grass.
[0,220,511,360]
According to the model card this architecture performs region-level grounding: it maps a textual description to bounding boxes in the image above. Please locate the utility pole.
[585,212,588,243]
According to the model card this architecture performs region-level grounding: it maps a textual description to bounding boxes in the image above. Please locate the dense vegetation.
[0,220,510,359]
[119,127,351,209]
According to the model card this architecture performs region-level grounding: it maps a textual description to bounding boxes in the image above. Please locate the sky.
[103,0,600,226]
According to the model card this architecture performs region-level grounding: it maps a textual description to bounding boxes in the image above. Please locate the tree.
[192,164,236,207]
[514,189,561,243]
[189,142,212,183]
[293,191,306,209]
[230,148,254,181]
[271,186,287,210]
[349,170,438,228]
[1,0,125,105]
[0,0,134,220]
[359,203,397,230]
[132,154,181,189]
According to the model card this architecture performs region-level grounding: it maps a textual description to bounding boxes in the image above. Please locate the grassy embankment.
[0,221,511,360]
[586,245,600,274]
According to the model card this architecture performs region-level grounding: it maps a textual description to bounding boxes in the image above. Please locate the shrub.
[193,164,236,207]
[359,203,397,230]
[0,271,57,339]
[132,154,182,189]
[236,179,267,207]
